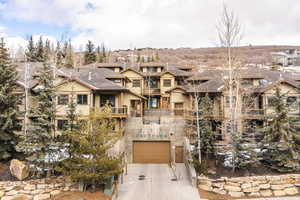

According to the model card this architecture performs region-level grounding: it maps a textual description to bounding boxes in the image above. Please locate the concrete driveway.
[117,163,200,200]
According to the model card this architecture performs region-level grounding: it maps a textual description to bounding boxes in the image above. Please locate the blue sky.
[1,0,300,51]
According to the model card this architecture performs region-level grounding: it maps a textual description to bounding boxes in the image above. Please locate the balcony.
[98,107,128,118]
[242,109,265,119]
[183,110,224,120]
[143,88,161,95]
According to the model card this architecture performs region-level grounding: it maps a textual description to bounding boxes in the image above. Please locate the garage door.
[133,141,170,163]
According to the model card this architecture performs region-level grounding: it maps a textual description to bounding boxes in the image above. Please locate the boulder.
[224,185,241,192]
[1,196,31,200]
[226,182,240,187]
[0,191,5,197]
[6,190,19,196]
[212,188,227,195]
[284,187,298,195]
[260,189,272,197]
[248,192,260,197]
[198,184,212,192]
[50,190,60,196]
[33,194,50,200]
[271,184,284,190]
[9,159,29,181]
[212,182,224,188]
[243,187,260,193]
[24,185,36,191]
[273,190,286,196]
[259,183,270,189]
[228,191,244,197]
[241,183,252,189]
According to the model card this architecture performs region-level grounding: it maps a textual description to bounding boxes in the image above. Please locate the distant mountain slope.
[112,45,300,67]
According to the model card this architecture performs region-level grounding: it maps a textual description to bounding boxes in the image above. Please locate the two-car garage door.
[133,141,170,163]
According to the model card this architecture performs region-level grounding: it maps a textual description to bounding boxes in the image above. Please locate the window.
[287,96,298,110]
[16,119,23,131]
[58,94,69,105]
[113,79,121,83]
[148,67,157,72]
[77,94,88,105]
[146,79,158,88]
[241,79,253,86]
[16,94,24,105]
[57,120,68,130]
[163,79,172,87]
[267,96,276,107]
[132,79,141,87]
[225,96,236,106]
[100,95,116,107]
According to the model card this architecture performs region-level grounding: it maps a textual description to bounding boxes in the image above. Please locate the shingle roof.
[58,68,128,91]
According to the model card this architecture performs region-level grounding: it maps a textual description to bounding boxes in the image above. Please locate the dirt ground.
[51,191,109,200]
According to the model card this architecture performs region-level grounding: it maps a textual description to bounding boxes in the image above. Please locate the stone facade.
[198,174,300,198]
[0,176,77,200]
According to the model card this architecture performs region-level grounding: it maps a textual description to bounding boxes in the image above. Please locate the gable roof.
[255,80,300,93]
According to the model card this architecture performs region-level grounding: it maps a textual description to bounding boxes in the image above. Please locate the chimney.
[88,72,92,80]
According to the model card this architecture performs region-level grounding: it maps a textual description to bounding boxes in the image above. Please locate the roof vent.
[88,72,92,81]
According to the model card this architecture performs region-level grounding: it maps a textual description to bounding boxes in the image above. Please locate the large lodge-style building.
[14,62,300,164]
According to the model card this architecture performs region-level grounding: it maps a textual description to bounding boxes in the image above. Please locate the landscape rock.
[273,190,286,196]
[228,191,244,197]
[243,187,260,193]
[6,190,19,196]
[50,190,61,196]
[0,191,5,197]
[9,159,29,181]
[24,185,36,191]
[33,193,50,200]
[198,184,212,191]
[212,188,226,195]
[260,189,273,197]
[224,185,241,192]
[259,183,270,189]
[271,185,284,190]
[248,192,260,197]
[284,187,298,195]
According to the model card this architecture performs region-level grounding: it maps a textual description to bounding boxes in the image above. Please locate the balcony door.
[100,95,116,107]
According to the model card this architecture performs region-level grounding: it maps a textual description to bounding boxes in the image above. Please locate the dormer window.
[241,79,253,86]
[148,67,157,72]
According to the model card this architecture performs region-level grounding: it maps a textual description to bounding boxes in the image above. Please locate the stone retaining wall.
[0,176,77,200]
[198,174,300,198]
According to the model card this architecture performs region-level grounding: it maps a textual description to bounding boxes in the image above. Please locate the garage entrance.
[133,141,171,163]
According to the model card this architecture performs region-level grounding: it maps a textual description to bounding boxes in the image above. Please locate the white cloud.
[2,0,300,49]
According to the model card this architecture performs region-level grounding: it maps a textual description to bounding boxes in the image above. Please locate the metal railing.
[143,88,161,94]
[98,107,128,115]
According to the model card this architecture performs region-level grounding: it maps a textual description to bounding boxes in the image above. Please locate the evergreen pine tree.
[64,41,74,68]
[147,56,151,63]
[26,35,36,62]
[17,62,56,176]
[101,43,106,62]
[84,40,96,65]
[56,106,123,191]
[198,94,216,158]
[155,51,160,61]
[0,38,21,160]
[137,52,141,62]
[44,39,51,62]
[262,87,300,172]
[55,41,64,67]
[36,36,45,62]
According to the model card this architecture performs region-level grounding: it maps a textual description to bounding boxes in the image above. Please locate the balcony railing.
[98,107,128,117]
[143,88,161,94]
[243,109,265,118]
[182,110,223,120]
